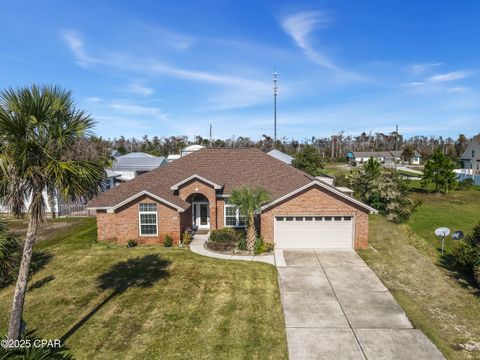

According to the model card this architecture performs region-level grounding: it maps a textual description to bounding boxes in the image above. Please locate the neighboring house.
[457,135,480,185]
[315,174,335,186]
[110,152,167,181]
[460,135,480,175]
[267,149,294,165]
[103,169,121,190]
[348,150,421,166]
[88,148,377,250]
[181,144,205,156]
[167,144,205,163]
[349,151,392,165]
[0,189,87,217]
[1,168,121,217]
[166,154,181,163]
[390,150,422,165]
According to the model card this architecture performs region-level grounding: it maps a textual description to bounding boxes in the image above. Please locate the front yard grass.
[0,218,288,360]
[409,189,480,253]
[360,215,480,360]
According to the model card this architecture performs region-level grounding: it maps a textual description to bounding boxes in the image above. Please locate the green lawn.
[409,189,480,253]
[0,218,288,360]
[322,163,351,178]
[360,193,480,360]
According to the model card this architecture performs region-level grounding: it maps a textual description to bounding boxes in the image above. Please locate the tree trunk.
[7,215,38,341]
[48,188,56,219]
[246,212,257,252]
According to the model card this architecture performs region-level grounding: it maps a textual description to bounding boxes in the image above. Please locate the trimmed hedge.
[209,228,243,243]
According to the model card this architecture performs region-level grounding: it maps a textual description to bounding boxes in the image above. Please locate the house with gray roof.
[349,150,422,166]
[267,149,295,165]
[110,152,167,181]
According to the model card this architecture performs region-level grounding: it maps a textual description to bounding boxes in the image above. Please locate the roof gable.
[88,148,321,210]
[170,174,222,190]
[260,180,377,214]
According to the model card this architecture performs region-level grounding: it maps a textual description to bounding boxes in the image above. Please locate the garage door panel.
[275,216,353,249]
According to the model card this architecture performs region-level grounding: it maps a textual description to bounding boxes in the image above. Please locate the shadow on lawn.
[60,254,170,342]
[438,254,480,297]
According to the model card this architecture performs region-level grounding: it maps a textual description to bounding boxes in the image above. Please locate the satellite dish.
[435,227,450,237]
[452,231,464,240]
[434,227,451,255]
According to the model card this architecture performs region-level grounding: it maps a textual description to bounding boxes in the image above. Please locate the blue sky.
[1,1,479,140]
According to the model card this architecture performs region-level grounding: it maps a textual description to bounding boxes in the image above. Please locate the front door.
[193,202,210,229]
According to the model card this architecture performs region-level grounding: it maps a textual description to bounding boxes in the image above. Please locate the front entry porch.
[190,194,210,230]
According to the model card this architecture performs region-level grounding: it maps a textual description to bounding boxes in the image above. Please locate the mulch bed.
[205,241,253,256]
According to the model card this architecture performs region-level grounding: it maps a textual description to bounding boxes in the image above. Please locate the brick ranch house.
[88,148,377,249]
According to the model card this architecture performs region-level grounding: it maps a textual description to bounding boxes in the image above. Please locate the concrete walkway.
[189,233,275,265]
[276,249,445,360]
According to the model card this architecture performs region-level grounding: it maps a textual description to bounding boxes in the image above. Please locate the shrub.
[475,264,480,287]
[449,221,480,283]
[253,237,274,255]
[458,178,475,190]
[127,239,137,248]
[238,237,247,251]
[349,168,416,223]
[209,228,240,243]
[164,234,173,247]
[263,242,274,253]
[182,229,193,246]
[334,173,350,187]
[0,220,23,288]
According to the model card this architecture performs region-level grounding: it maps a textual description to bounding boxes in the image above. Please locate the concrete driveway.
[276,249,445,360]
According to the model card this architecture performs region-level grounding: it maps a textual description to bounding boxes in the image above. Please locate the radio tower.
[273,71,278,148]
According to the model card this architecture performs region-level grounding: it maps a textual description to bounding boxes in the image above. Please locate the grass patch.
[409,189,480,254]
[322,163,351,178]
[360,215,480,360]
[0,218,287,360]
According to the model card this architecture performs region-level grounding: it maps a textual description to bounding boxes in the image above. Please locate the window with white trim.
[139,203,158,236]
[224,200,246,227]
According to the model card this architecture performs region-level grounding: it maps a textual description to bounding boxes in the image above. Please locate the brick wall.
[96,194,181,245]
[260,185,370,249]
[178,179,218,229]
[216,198,225,228]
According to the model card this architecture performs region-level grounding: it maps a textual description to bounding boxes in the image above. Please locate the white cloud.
[427,71,470,82]
[61,28,273,109]
[281,11,335,70]
[61,30,98,68]
[409,62,442,74]
[406,81,425,87]
[125,82,155,96]
[142,25,194,50]
[280,11,365,82]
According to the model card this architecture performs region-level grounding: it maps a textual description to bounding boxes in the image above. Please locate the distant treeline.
[85,132,474,164]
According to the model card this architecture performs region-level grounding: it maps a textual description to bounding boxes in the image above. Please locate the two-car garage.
[274,215,354,249]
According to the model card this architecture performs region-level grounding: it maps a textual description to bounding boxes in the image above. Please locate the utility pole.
[273,71,278,149]
[394,124,398,171]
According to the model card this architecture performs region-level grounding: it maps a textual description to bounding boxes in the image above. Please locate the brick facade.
[260,185,370,249]
[96,182,370,249]
[96,194,181,245]
[178,179,218,230]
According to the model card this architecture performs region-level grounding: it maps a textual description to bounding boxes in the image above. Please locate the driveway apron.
[276,249,445,360]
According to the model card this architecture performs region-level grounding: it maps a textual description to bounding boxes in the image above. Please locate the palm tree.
[229,187,270,252]
[0,85,105,341]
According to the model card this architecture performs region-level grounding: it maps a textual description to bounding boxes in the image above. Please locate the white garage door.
[274,215,354,249]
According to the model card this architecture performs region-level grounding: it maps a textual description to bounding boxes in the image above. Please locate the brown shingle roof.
[88,148,314,209]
